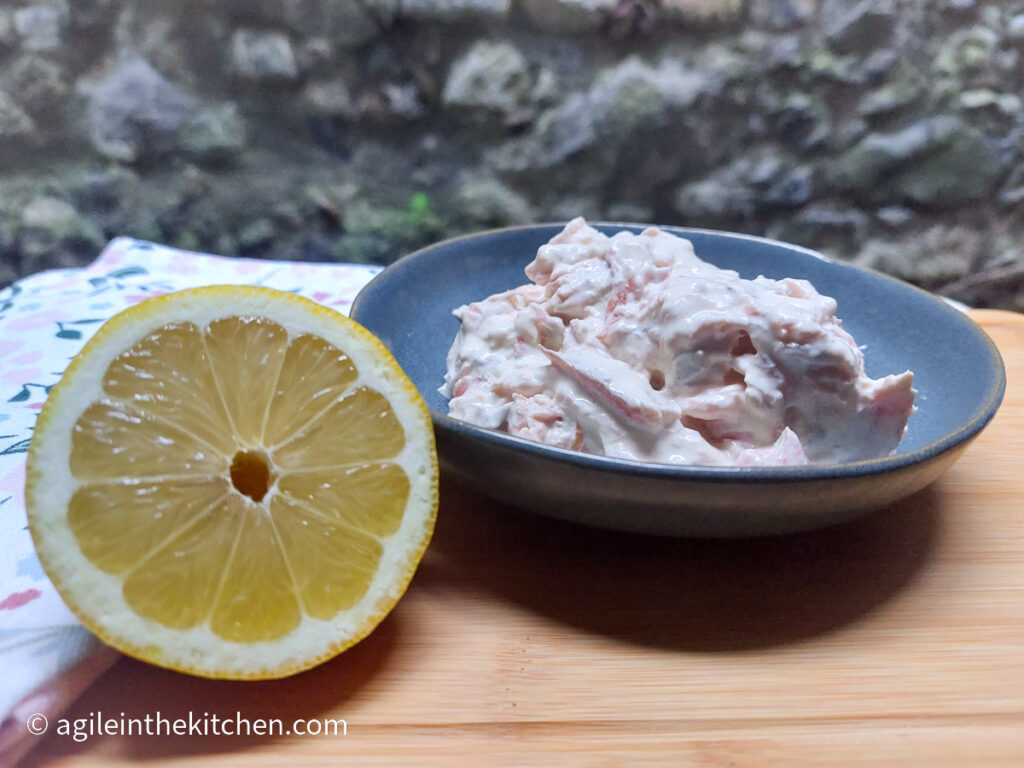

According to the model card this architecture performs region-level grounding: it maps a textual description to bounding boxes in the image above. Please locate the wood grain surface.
[22,310,1024,767]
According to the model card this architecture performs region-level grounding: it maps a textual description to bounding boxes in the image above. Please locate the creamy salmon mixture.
[441,218,915,467]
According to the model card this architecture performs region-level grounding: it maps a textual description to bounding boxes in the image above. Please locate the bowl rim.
[351,222,1007,484]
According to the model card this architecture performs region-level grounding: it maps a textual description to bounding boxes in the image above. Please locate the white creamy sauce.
[441,218,915,467]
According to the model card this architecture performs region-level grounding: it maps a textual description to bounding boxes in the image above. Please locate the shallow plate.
[351,224,1005,536]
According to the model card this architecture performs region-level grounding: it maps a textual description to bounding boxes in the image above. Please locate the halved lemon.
[26,286,438,679]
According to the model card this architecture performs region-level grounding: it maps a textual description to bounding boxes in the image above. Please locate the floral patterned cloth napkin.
[0,238,381,765]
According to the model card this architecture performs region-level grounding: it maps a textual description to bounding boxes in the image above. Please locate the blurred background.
[0,0,1021,308]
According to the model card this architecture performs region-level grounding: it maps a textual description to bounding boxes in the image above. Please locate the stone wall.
[1,0,1023,308]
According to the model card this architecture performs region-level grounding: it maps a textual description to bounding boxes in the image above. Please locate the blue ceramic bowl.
[351,224,1005,536]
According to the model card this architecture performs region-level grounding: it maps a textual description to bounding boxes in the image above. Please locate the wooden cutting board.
[24,310,1024,767]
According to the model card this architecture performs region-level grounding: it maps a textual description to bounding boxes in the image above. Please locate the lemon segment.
[270,494,382,620]
[68,477,229,574]
[277,463,409,538]
[101,322,236,455]
[121,493,246,631]
[264,334,358,446]
[27,285,438,680]
[208,504,302,643]
[71,398,229,481]
[271,386,405,470]
[203,316,290,446]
